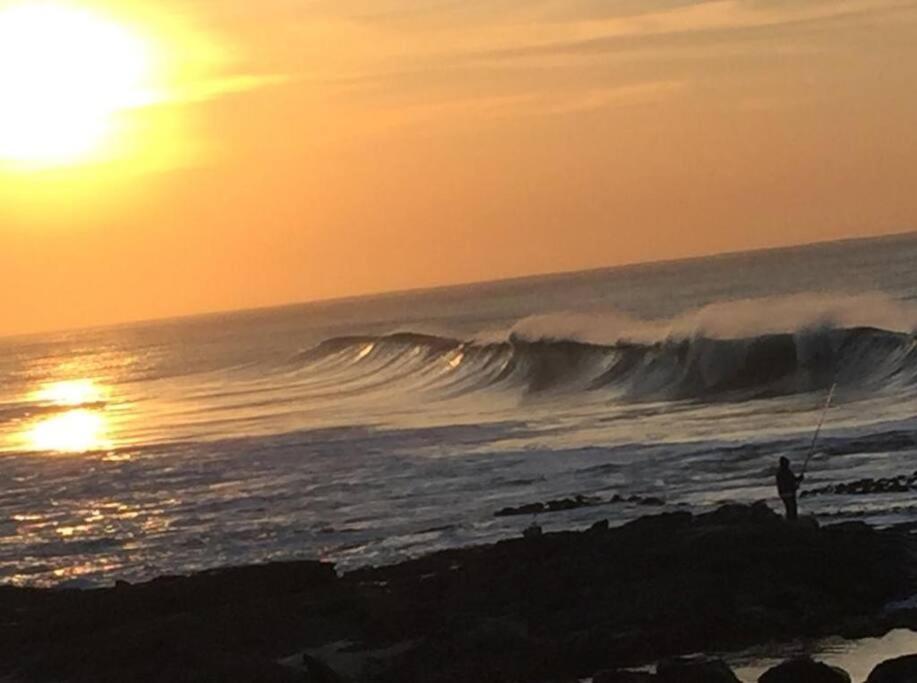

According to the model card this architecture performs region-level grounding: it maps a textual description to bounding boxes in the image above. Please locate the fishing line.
[802,382,837,475]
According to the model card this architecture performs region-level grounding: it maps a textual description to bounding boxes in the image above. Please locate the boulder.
[866,653,917,682]
[656,656,741,682]
[758,657,851,683]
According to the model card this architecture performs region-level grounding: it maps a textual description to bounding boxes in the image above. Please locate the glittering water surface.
[3,234,917,586]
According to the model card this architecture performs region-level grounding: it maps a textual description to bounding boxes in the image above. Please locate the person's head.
[779,456,790,469]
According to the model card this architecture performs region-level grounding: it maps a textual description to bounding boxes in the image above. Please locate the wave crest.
[296,323,917,402]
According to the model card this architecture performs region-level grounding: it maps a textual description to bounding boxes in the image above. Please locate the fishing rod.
[801,381,837,475]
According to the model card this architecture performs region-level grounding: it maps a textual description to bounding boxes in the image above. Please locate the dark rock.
[700,500,781,526]
[795,514,820,530]
[758,657,851,683]
[547,498,576,512]
[496,494,604,517]
[805,470,917,499]
[0,504,911,683]
[656,655,741,682]
[639,497,665,506]
[302,653,345,682]
[620,510,692,537]
[523,523,543,538]
[148,560,337,604]
[495,502,546,517]
[866,653,917,682]
[588,520,609,533]
[462,616,530,651]
[593,670,656,682]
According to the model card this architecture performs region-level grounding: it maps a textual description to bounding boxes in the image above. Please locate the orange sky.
[2,0,917,336]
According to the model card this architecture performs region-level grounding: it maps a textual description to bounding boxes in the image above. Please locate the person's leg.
[781,495,797,521]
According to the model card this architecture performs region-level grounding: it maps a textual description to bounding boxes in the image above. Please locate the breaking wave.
[293,324,917,402]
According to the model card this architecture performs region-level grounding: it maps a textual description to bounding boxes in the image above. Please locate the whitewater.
[2,232,917,587]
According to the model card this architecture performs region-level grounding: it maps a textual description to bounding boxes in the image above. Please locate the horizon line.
[4,228,915,341]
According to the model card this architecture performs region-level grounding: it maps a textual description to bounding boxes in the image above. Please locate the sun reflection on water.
[33,379,106,406]
[26,409,111,453]
[22,379,113,453]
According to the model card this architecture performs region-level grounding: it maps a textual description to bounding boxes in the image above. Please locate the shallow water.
[730,628,917,682]
[3,234,917,586]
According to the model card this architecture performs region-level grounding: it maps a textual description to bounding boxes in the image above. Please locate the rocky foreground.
[2,503,917,682]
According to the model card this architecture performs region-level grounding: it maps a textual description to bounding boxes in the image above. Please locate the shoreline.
[2,503,917,682]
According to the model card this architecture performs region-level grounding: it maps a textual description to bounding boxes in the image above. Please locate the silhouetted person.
[776,456,804,521]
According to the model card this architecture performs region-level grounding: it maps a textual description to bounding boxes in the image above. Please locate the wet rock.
[804,471,917,498]
[588,519,609,533]
[639,497,665,506]
[494,493,664,517]
[758,657,851,683]
[496,502,545,517]
[551,494,603,511]
[656,655,741,682]
[866,653,917,682]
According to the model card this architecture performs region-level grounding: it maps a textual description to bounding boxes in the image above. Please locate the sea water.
[2,233,917,586]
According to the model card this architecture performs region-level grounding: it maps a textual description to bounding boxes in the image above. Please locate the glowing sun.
[0,2,158,168]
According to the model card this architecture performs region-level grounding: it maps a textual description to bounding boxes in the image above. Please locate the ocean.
[2,232,917,587]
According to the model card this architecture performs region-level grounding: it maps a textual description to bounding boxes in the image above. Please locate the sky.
[2,0,917,336]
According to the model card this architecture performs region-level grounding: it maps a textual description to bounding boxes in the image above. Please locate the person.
[776,456,804,521]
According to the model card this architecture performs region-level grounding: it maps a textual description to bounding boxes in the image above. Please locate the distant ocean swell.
[294,326,917,402]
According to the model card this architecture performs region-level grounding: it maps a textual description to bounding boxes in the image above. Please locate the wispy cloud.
[247,0,913,104]
[359,79,689,132]
[155,0,917,146]
[166,73,291,105]
[462,0,914,61]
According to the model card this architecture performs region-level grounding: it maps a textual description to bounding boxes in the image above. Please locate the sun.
[0,2,158,168]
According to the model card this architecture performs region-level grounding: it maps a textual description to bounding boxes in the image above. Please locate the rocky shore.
[2,503,917,682]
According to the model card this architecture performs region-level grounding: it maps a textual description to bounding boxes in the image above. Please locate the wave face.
[296,325,917,402]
